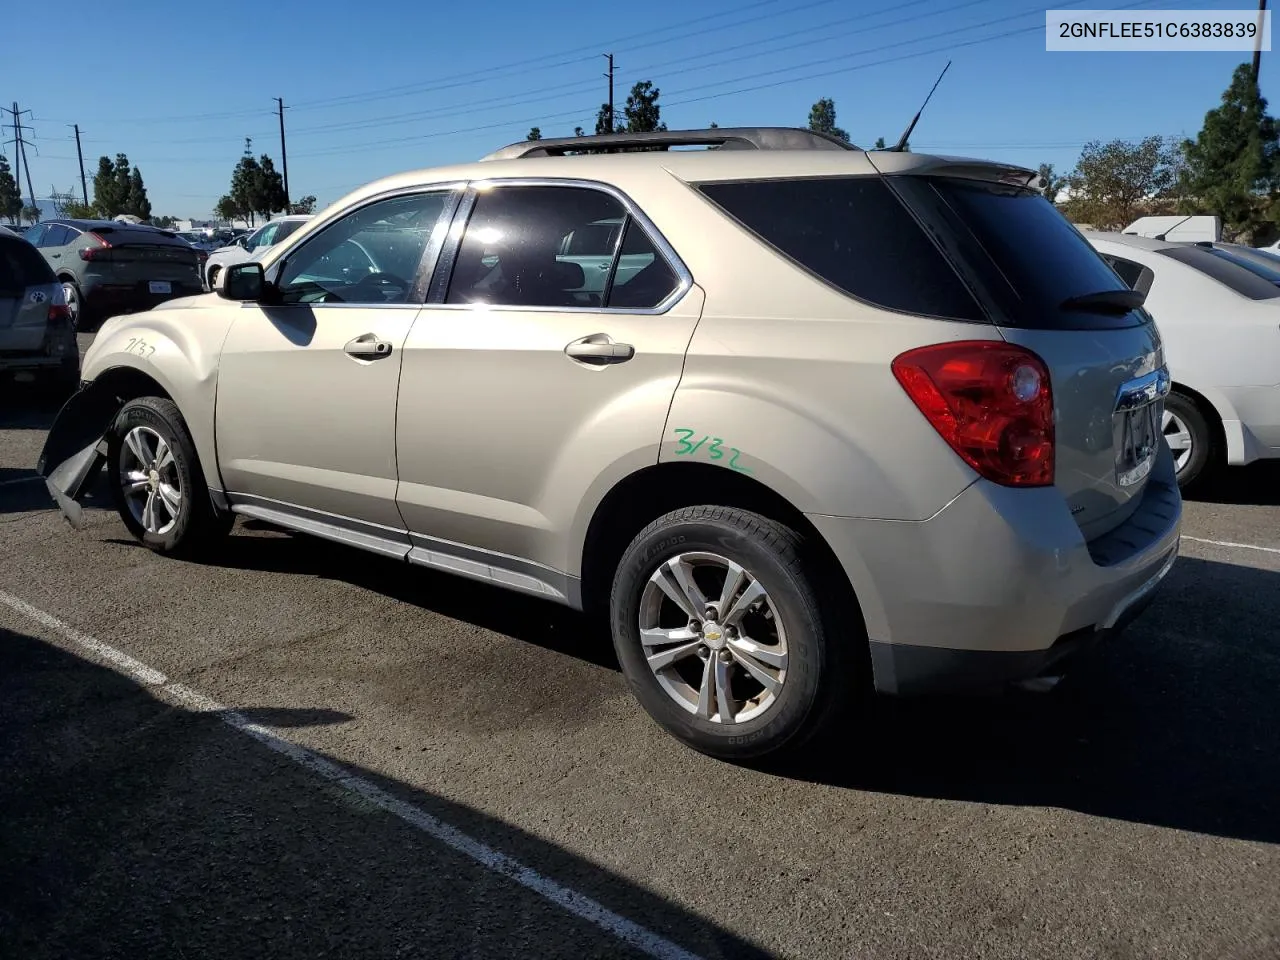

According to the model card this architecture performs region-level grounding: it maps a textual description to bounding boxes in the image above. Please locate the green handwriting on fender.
[124,337,155,360]
[671,428,753,474]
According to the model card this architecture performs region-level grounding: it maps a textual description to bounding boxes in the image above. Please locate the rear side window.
[1157,245,1280,300]
[697,177,984,322]
[0,237,57,292]
[904,177,1146,330]
[275,219,305,244]
[445,184,681,310]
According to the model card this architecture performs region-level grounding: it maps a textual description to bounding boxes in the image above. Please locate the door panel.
[394,181,700,574]
[216,304,419,529]
[394,293,703,571]
[215,187,459,530]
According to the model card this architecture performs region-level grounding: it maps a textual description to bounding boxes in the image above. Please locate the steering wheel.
[347,272,412,303]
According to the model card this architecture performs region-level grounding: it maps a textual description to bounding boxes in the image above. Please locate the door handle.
[565,333,634,365]
[345,333,393,359]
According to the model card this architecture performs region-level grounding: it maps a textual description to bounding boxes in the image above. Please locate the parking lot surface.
[1,336,1278,959]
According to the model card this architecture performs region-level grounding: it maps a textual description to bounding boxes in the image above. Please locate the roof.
[325,145,1036,212]
[1082,230,1179,252]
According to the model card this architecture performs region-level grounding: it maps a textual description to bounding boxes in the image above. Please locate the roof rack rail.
[480,126,859,161]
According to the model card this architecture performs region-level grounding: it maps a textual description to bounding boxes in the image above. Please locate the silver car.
[37,128,1182,760]
[0,226,79,392]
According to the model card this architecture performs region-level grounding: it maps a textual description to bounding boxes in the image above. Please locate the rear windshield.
[896,176,1148,330]
[99,226,189,247]
[0,236,56,292]
[1201,245,1280,283]
[1157,245,1280,300]
[696,176,985,322]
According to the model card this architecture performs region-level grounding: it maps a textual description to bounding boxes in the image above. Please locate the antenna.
[891,60,951,152]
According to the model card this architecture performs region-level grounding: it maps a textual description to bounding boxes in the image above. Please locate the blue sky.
[4,0,1276,216]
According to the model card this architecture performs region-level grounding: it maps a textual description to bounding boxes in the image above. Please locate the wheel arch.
[1170,379,1231,464]
[577,461,868,639]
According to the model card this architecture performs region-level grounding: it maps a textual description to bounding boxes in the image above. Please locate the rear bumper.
[809,444,1183,695]
[0,323,78,371]
[83,279,204,314]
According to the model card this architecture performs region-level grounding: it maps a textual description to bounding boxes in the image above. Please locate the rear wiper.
[1060,288,1146,314]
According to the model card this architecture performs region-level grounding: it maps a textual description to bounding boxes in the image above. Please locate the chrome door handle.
[565,333,634,365]
[345,333,393,359]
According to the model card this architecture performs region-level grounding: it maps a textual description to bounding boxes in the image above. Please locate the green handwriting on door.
[671,428,753,474]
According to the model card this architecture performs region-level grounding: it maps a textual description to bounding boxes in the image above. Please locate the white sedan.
[1087,231,1280,487]
[203,215,311,290]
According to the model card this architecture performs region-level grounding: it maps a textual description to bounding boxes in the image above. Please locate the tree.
[527,126,542,141]
[254,155,287,220]
[1037,163,1068,205]
[709,121,719,129]
[0,156,25,224]
[228,153,262,226]
[214,194,240,223]
[1062,137,1180,230]
[126,166,151,220]
[573,126,585,137]
[621,81,666,133]
[92,155,127,218]
[1180,62,1280,242]
[874,136,886,150]
[808,98,850,142]
[289,195,317,215]
[151,215,177,229]
[21,205,40,225]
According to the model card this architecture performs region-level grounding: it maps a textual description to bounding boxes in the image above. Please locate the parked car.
[24,219,204,331]
[38,127,1181,760]
[203,215,310,289]
[1088,231,1280,487]
[0,225,79,393]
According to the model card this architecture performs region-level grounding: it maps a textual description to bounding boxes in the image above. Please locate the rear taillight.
[48,303,72,324]
[891,341,1054,487]
[79,233,112,261]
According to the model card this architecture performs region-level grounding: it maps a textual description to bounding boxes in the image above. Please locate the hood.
[152,291,221,311]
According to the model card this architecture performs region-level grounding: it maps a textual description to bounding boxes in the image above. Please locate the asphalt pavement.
[1,341,1278,960]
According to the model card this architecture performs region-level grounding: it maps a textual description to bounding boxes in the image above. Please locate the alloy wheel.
[61,283,80,325]
[1162,408,1193,473]
[118,426,183,536]
[638,551,789,725]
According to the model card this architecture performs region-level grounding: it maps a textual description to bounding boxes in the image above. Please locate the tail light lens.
[79,233,112,261]
[48,303,72,324]
[892,341,1055,487]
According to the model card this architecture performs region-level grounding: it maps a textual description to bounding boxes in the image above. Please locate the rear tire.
[107,397,232,557]
[206,265,221,290]
[60,279,86,331]
[609,506,859,761]
[1164,392,1216,491]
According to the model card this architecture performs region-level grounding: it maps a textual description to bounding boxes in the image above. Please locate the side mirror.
[221,262,265,301]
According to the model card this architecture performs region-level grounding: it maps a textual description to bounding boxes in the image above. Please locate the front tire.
[610,506,857,761]
[108,397,232,556]
[61,279,86,331]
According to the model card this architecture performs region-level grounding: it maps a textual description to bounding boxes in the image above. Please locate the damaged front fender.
[36,380,128,529]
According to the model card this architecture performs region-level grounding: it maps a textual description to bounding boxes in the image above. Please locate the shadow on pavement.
[0,627,767,960]
[777,556,1280,846]
[186,523,1280,847]
[1187,459,1280,506]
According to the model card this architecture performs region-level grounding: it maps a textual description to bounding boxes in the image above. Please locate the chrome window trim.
[263,181,468,292]
[435,176,694,317]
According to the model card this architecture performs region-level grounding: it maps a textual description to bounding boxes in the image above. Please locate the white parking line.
[1182,535,1280,557]
[0,476,41,487]
[0,589,704,960]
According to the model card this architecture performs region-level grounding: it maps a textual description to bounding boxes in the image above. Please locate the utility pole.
[603,54,615,133]
[5,103,38,220]
[274,97,290,210]
[72,124,88,206]
[1254,0,1268,87]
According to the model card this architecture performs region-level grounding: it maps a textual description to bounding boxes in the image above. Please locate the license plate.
[1116,401,1160,487]
[148,281,171,294]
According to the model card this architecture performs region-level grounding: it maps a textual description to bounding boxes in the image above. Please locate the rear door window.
[899,176,1148,330]
[697,177,984,322]
[0,236,57,292]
